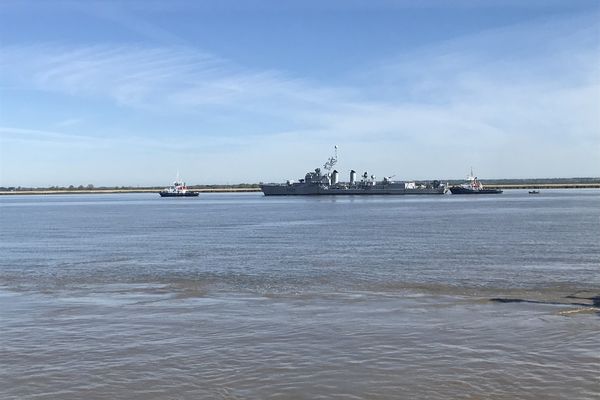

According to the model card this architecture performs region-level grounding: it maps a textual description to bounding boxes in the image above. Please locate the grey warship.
[261,147,446,196]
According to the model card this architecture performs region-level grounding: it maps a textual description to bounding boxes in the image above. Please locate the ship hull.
[449,187,502,195]
[159,192,199,197]
[261,184,446,196]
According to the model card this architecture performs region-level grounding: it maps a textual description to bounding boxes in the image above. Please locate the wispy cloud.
[0,126,101,147]
[1,43,351,117]
[56,118,83,128]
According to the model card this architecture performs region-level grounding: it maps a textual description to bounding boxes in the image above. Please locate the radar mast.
[323,145,338,171]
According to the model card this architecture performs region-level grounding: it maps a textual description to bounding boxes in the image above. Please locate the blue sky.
[1,0,599,186]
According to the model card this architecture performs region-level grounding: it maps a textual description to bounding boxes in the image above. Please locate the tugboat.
[449,169,502,195]
[159,173,199,197]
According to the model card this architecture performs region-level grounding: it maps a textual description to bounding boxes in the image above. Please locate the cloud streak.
[1,44,351,116]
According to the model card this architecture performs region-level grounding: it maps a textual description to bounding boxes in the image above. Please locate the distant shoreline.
[0,188,261,195]
[487,183,600,189]
[1,184,599,195]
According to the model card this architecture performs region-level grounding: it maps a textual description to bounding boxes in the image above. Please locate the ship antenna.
[323,145,338,171]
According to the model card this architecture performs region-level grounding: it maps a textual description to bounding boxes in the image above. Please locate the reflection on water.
[1,191,599,399]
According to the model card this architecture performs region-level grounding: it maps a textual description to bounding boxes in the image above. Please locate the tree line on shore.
[445,177,600,185]
[0,183,261,191]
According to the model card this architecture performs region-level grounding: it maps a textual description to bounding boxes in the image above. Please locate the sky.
[0,0,599,186]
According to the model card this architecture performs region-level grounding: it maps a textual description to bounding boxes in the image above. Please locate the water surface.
[1,190,599,399]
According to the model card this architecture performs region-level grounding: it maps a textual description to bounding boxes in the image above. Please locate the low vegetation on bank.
[0,183,261,192]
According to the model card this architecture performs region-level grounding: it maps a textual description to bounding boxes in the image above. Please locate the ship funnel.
[331,170,339,185]
[350,170,356,185]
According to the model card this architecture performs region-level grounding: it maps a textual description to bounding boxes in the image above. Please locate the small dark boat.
[449,169,502,195]
[159,174,199,197]
[529,190,540,194]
